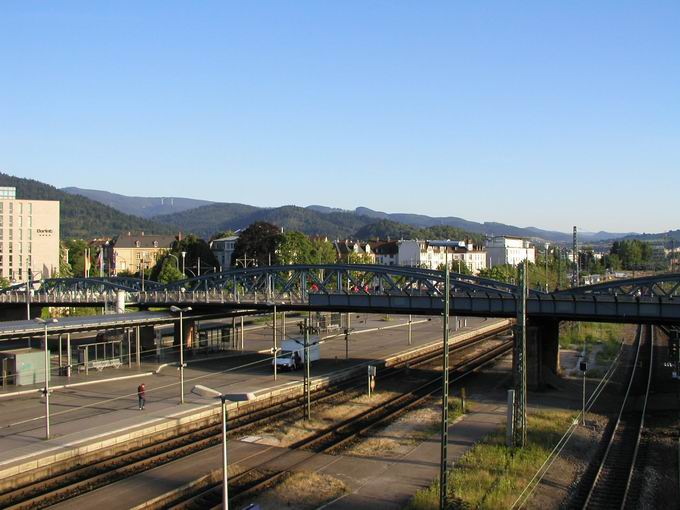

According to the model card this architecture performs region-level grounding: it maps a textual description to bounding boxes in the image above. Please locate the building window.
[28,229,31,240]
[28,203,32,214]
[153,240,158,248]
[135,240,141,248]
[27,243,31,253]
[8,216,12,228]
[8,203,12,214]
[0,202,3,214]
[18,203,22,215]
[28,216,32,228]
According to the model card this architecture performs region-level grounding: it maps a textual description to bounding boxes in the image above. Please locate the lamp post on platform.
[171,306,192,404]
[35,317,58,440]
[220,394,230,510]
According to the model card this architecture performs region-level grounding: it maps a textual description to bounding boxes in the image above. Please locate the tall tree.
[279,231,315,265]
[310,238,337,264]
[231,222,284,267]
[172,235,219,275]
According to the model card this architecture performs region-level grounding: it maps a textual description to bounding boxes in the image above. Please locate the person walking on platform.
[137,383,146,410]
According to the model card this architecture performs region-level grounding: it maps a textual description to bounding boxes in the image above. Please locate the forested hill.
[152,203,486,242]
[153,203,372,239]
[0,173,176,239]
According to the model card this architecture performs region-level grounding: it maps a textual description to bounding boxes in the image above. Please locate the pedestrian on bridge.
[137,383,146,410]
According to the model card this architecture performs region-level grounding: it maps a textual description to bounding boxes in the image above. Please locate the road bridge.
[2,265,679,324]
[2,265,678,388]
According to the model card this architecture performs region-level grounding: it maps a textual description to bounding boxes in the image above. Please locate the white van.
[273,337,320,371]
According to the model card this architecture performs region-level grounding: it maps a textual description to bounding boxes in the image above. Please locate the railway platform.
[0,316,509,484]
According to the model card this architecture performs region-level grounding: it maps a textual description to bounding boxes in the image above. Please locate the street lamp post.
[171,306,192,404]
[181,251,187,278]
[25,270,42,320]
[35,317,58,439]
[220,394,230,510]
[167,253,180,272]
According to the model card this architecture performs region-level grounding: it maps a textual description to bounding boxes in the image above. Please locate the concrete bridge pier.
[526,318,561,390]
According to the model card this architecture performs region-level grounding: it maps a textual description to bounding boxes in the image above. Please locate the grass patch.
[559,322,623,365]
[248,471,347,509]
[406,409,575,510]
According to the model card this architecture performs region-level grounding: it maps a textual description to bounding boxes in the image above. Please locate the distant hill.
[62,187,214,218]
[0,173,176,239]
[153,204,371,239]
[47,184,646,243]
[351,207,631,243]
[621,229,680,243]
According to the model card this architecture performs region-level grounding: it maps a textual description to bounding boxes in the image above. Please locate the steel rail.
[0,327,509,510]
[580,325,654,509]
[161,340,513,510]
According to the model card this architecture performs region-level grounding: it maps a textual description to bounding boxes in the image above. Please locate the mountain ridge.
[0,173,177,238]
[62,186,639,243]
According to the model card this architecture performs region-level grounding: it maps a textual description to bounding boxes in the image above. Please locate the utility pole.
[512,260,528,448]
[439,254,450,509]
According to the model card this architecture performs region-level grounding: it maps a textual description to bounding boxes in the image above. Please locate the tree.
[478,265,517,284]
[172,235,220,275]
[310,238,337,264]
[155,256,185,283]
[610,240,653,270]
[436,260,472,275]
[279,231,315,265]
[63,239,92,277]
[347,252,372,264]
[231,222,284,267]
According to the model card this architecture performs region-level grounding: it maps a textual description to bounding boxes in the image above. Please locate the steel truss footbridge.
[1,265,679,324]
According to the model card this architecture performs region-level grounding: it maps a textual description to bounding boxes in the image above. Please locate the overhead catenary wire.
[509,332,629,509]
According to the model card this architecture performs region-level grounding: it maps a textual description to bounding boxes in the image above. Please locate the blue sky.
[1,1,678,233]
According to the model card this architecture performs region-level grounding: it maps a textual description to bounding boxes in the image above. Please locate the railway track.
[573,325,654,510]
[157,338,513,510]
[0,325,510,510]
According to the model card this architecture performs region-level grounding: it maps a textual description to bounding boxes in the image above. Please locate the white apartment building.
[210,235,239,269]
[0,187,60,282]
[396,240,487,274]
[485,236,536,267]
